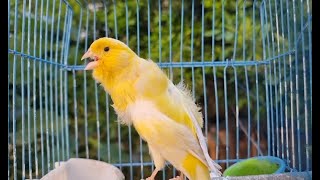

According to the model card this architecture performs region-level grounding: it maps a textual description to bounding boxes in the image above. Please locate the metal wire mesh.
[8,0,312,179]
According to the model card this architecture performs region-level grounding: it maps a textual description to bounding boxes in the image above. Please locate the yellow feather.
[128,100,210,180]
[182,153,210,180]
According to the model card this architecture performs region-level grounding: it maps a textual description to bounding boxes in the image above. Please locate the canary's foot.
[169,172,184,180]
[169,176,184,180]
[146,168,160,180]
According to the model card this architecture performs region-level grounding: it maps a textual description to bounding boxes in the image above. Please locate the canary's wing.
[127,100,210,180]
[135,60,203,134]
[135,59,222,176]
[167,80,222,176]
[168,81,204,128]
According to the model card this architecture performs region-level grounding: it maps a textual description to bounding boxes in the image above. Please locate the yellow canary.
[81,37,221,180]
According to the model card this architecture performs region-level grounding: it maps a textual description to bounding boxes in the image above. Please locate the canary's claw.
[169,176,184,180]
[169,172,184,180]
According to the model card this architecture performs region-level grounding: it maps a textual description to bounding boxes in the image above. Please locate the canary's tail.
[182,153,210,180]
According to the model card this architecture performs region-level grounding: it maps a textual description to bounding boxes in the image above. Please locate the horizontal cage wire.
[8,0,312,179]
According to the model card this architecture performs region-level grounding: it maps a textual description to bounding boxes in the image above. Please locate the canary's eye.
[104,47,110,52]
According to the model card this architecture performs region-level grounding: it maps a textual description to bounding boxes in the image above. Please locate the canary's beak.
[81,49,99,70]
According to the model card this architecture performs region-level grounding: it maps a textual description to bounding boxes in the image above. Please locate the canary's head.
[81,37,138,82]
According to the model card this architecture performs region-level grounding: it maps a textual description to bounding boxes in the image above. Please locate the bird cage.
[8,0,312,179]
